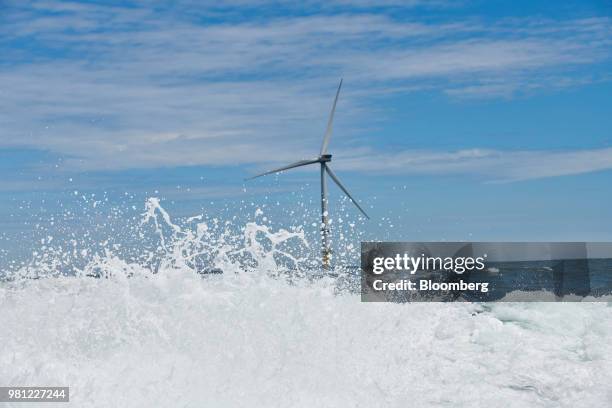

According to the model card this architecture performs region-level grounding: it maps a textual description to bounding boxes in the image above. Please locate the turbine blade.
[320,78,343,155]
[324,164,370,219]
[245,158,319,180]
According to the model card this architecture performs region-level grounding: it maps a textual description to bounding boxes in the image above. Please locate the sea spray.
[0,199,610,407]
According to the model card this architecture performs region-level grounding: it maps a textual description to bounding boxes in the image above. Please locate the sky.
[1,0,612,261]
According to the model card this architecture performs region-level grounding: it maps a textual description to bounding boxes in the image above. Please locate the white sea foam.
[1,199,611,407]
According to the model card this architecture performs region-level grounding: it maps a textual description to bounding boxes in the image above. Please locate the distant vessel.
[246,79,369,269]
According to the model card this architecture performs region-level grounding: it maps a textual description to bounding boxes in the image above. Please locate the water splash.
[5,197,323,281]
[1,198,610,407]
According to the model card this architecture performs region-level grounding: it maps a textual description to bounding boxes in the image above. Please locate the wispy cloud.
[334,147,612,182]
[1,1,610,173]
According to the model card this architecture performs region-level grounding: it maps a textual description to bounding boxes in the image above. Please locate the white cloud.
[0,1,610,173]
[334,147,612,182]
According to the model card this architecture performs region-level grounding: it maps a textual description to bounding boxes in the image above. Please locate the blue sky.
[1,0,612,260]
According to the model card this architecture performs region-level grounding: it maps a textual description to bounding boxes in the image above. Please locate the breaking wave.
[1,199,611,407]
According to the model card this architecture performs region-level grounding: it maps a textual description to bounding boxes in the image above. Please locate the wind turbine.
[245,79,369,269]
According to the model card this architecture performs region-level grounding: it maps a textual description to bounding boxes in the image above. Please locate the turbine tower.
[245,79,369,269]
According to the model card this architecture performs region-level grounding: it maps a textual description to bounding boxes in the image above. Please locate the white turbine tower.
[246,79,370,269]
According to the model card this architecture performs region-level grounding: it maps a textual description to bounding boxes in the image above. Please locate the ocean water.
[465,259,612,301]
[1,199,611,407]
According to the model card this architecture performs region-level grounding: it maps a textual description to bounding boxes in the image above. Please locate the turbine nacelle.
[319,154,332,163]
